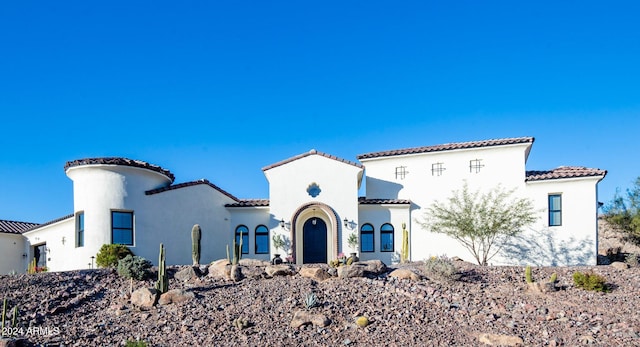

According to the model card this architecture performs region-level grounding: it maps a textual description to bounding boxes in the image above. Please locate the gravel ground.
[1,260,639,347]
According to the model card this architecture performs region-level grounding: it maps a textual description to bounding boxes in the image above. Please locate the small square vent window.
[395,166,408,180]
[431,162,446,176]
[469,159,484,173]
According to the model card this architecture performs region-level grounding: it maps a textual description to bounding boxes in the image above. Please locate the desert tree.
[419,182,536,266]
[603,176,640,244]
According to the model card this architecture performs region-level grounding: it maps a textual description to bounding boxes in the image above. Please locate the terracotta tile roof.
[357,137,535,160]
[358,197,412,205]
[262,149,364,171]
[0,219,40,234]
[145,179,239,201]
[526,166,607,182]
[225,199,270,207]
[64,157,175,183]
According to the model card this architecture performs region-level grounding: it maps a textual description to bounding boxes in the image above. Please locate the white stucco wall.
[227,207,272,261]
[139,184,236,266]
[357,204,411,264]
[0,233,27,274]
[264,153,363,263]
[22,217,77,271]
[362,143,531,263]
[498,176,603,266]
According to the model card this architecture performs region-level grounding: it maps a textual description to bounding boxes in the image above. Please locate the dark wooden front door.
[303,218,327,263]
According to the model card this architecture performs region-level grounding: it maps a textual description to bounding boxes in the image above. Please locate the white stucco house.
[0,136,607,274]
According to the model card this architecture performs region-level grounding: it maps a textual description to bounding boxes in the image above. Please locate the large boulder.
[388,268,421,281]
[355,260,387,275]
[266,264,295,277]
[158,289,195,305]
[299,267,332,282]
[130,287,158,308]
[290,310,331,328]
[337,265,365,279]
[174,266,202,282]
[208,259,231,279]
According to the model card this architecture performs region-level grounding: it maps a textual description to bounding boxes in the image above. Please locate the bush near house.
[117,255,152,280]
[603,176,640,245]
[96,244,132,268]
[572,271,609,292]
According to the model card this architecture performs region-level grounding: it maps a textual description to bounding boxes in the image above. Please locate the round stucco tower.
[64,158,174,253]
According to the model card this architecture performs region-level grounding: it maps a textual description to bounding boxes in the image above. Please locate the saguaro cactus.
[401,222,409,263]
[155,243,168,294]
[191,224,201,266]
[227,230,243,265]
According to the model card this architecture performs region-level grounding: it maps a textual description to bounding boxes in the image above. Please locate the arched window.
[380,223,394,252]
[360,223,374,253]
[255,225,269,254]
[235,225,249,254]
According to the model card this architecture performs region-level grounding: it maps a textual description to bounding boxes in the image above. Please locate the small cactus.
[155,243,168,294]
[191,224,201,266]
[356,316,369,328]
[233,317,250,329]
[304,292,319,309]
[227,230,243,265]
[549,272,558,283]
[525,265,533,283]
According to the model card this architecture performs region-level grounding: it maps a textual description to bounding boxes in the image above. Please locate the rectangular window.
[380,225,394,252]
[469,159,484,173]
[235,227,249,254]
[548,194,562,226]
[360,225,374,253]
[395,166,408,180]
[76,212,85,247]
[112,211,134,245]
[431,162,446,176]
[255,226,269,254]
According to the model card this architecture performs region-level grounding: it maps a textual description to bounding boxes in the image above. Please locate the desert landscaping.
[1,220,639,347]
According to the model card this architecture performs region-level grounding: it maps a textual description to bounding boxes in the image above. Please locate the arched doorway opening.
[302,217,327,263]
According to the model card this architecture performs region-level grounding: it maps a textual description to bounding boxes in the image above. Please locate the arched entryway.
[302,218,327,263]
[290,202,340,265]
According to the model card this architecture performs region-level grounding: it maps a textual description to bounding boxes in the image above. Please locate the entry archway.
[290,202,340,264]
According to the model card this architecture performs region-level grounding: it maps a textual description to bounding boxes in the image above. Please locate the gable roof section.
[145,179,239,201]
[262,149,364,172]
[526,166,607,182]
[225,199,270,207]
[357,137,535,160]
[65,157,175,183]
[0,219,40,234]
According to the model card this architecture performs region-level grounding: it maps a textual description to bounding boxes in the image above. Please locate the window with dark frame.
[76,212,84,247]
[431,162,446,176]
[255,225,269,254]
[360,223,374,252]
[235,225,250,254]
[548,194,562,226]
[380,223,394,252]
[469,159,484,173]
[395,166,408,180]
[111,211,133,245]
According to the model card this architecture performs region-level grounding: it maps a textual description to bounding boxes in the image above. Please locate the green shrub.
[355,316,369,328]
[96,244,132,268]
[424,256,459,282]
[572,271,609,292]
[125,340,147,347]
[117,255,152,280]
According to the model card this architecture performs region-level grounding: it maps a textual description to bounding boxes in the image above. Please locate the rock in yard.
[299,267,332,281]
[290,310,331,328]
[208,259,230,279]
[158,288,195,305]
[388,268,421,281]
[174,266,201,282]
[478,333,524,346]
[355,260,387,275]
[266,264,295,277]
[130,287,159,308]
[337,265,365,279]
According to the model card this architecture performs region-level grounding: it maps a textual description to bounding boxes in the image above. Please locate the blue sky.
[1,1,639,223]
